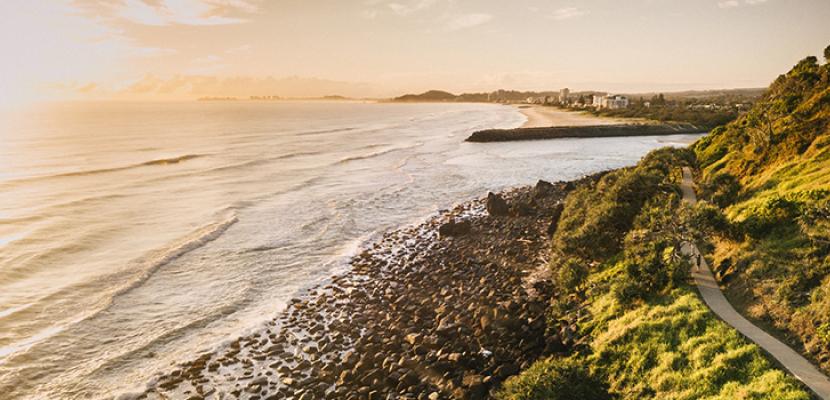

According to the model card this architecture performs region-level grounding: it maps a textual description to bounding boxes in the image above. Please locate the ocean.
[0,101,701,398]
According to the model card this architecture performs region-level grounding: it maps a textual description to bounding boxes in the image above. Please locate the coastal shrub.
[818,323,830,347]
[496,357,611,400]
[689,201,734,239]
[554,167,663,259]
[740,196,802,239]
[703,173,741,208]
[588,104,740,130]
[555,257,588,292]
[607,192,690,304]
[612,239,687,304]
[553,147,688,261]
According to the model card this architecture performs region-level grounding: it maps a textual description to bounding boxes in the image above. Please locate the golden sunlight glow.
[1,0,829,107]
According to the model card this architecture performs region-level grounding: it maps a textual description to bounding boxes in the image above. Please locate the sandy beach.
[517,105,641,128]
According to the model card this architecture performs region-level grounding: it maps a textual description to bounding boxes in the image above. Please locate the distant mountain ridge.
[393,90,458,102]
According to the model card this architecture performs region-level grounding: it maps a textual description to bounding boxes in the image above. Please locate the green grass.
[587,288,809,400]
[498,284,812,400]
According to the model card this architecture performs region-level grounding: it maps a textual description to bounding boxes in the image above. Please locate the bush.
[553,147,688,261]
[555,257,588,292]
[613,240,687,304]
[496,357,611,400]
[818,323,830,347]
[690,201,734,239]
[702,173,741,208]
[740,196,802,239]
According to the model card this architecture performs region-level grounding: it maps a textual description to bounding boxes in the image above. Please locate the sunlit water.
[0,101,702,398]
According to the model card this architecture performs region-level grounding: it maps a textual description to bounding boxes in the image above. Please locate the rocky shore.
[465,123,703,142]
[135,179,581,400]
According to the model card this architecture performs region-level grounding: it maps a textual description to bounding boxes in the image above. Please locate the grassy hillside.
[692,48,830,373]
[496,46,830,399]
[496,147,810,399]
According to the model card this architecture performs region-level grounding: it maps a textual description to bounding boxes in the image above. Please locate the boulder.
[511,201,535,216]
[534,180,555,197]
[438,219,471,237]
[486,192,509,216]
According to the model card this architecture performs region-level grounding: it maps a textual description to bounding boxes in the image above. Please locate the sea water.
[0,101,701,398]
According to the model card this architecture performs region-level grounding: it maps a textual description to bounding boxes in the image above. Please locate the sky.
[1,0,829,105]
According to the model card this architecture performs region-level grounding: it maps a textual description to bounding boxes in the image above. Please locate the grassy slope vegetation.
[497,147,810,399]
[692,49,830,373]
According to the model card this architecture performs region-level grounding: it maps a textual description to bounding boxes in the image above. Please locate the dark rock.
[486,192,509,216]
[438,219,471,237]
[534,179,555,197]
[511,201,535,216]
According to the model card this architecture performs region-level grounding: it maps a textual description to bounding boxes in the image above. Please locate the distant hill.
[393,90,458,102]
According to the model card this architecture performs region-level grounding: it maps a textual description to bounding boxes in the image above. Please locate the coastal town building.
[525,96,553,105]
[559,88,570,104]
[592,94,630,109]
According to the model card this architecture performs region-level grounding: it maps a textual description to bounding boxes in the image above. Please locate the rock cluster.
[139,183,571,400]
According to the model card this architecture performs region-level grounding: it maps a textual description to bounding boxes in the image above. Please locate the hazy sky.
[2,0,829,104]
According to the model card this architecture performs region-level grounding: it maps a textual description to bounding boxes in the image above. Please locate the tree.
[746,104,775,149]
[651,93,666,106]
[825,44,830,63]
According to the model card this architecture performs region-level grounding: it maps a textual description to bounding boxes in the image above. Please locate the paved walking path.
[681,167,830,399]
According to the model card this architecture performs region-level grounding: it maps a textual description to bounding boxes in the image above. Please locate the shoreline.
[136,181,580,399]
[516,104,646,128]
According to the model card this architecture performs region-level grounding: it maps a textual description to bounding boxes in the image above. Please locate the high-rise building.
[559,88,570,103]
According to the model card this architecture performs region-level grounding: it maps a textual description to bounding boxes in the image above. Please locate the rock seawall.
[466,123,704,142]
